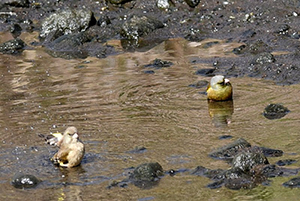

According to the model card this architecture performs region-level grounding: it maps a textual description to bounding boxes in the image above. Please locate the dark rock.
[219,135,233,140]
[248,40,270,55]
[276,159,297,166]
[144,58,173,69]
[0,38,25,54]
[108,0,132,4]
[129,162,164,182]
[11,173,40,189]
[10,24,22,38]
[184,0,200,8]
[2,0,29,7]
[40,9,97,39]
[263,103,290,120]
[259,146,283,157]
[127,146,147,154]
[44,32,90,59]
[283,177,300,188]
[128,162,164,189]
[232,45,246,55]
[195,68,215,76]
[120,15,164,40]
[275,24,290,35]
[97,15,111,27]
[209,138,251,160]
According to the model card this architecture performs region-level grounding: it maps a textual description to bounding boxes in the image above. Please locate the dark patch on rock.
[11,173,40,189]
[0,38,25,54]
[263,103,290,120]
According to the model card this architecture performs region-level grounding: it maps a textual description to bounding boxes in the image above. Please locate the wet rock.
[97,15,111,27]
[184,0,200,8]
[1,0,30,7]
[283,177,300,188]
[157,0,171,9]
[263,103,290,120]
[276,159,297,166]
[248,40,270,55]
[232,150,269,172]
[209,138,251,160]
[129,162,164,182]
[44,32,90,59]
[120,15,164,41]
[232,44,246,55]
[40,9,97,39]
[259,146,283,157]
[10,24,22,38]
[191,166,224,179]
[11,173,40,189]
[144,58,173,69]
[254,52,276,65]
[275,24,290,35]
[126,146,147,154]
[219,135,233,140]
[0,38,25,54]
[194,68,215,76]
[108,0,132,4]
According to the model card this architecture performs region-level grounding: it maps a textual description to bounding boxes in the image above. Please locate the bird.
[206,75,233,101]
[40,126,85,168]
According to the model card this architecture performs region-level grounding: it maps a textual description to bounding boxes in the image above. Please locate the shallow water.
[0,35,300,200]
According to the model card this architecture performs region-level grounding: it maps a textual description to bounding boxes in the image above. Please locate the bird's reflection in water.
[55,166,86,201]
[207,100,234,127]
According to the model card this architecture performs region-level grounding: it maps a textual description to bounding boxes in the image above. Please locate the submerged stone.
[129,162,164,182]
[209,138,251,160]
[144,59,173,69]
[283,177,300,188]
[11,173,40,189]
[263,103,290,120]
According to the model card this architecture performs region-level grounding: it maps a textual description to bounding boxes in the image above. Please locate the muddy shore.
[0,0,300,84]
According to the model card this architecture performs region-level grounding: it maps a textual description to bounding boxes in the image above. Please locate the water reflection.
[207,100,234,127]
[0,36,300,200]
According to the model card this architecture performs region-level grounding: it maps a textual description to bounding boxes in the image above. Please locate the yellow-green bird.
[41,127,85,168]
[206,75,233,101]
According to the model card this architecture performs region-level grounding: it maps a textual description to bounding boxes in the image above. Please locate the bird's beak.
[72,133,79,139]
[224,78,230,84]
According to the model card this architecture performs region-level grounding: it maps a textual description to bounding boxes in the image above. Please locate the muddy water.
[0,35,300,201]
